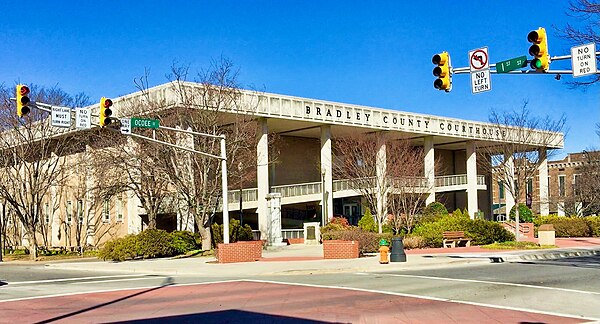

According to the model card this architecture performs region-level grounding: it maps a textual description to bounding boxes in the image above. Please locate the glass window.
[527,178,533,195]
[66,201,72,224]
[558,175,566,197]
[103,199,110,222]
[77,200,84,223]
[116,197,123,222]
[498,181,505,199]
[44,203,50,224]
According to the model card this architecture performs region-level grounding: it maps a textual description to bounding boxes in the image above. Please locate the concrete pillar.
[257,118,270,239]
[424,136,435,205]
[320,125,333,224]
[466,141,478,219]
[504,154,516,220]
[538,148,549,215]
[266,193,285,246]
[127,191,142,234]
[376,134,387,228]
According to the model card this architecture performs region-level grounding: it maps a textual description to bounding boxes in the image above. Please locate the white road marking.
[7,274,154,286]
[0,279,243,303]
[243,279,600,322]
[382,273,600,296]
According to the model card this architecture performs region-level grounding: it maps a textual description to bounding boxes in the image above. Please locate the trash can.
[390,237,407,262]
[538,224,556,246]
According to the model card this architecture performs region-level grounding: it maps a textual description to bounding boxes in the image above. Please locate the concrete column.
[466,141,478,219]
[376,134,387,229]
[538,148,549,215]
[320,125,333,224]
[266,193,286,246]
[127,191,142,234]
[257,118,270,239]
[504,154,516,220]
[424,136,435,205]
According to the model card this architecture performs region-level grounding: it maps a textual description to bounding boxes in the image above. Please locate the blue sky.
[1,1,598,156]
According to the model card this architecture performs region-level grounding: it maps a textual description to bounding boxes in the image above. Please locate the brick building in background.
[493,151,600,218]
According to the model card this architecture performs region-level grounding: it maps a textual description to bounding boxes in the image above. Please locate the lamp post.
[238,161,243,226]
[321,170,327,227]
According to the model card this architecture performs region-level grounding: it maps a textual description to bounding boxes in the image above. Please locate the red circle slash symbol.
[470,50,488,70]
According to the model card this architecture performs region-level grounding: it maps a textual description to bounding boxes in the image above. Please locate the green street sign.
[131,118,160,129]
[496,56,527,73]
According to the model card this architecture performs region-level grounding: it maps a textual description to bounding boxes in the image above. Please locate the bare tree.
[558,0,600,86]
[479,104,565,240]
[563,150,600,216]
[386,140,439,234]
[0,84,90,259]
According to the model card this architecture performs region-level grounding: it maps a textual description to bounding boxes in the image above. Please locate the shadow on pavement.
[108,309,341,324]
[36,277,175,324]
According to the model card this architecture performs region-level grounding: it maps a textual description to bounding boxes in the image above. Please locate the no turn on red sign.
[469,47,491,94]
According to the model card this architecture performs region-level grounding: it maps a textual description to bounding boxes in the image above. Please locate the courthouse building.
[3,82,564,248]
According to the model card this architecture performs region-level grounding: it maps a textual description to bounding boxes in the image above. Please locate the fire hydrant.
[379,239,390,264]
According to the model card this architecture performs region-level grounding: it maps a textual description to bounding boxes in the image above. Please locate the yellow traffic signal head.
[16,84,31,117]
[432,51,452,92]
[527,27,550,71]
[99,97,113,127]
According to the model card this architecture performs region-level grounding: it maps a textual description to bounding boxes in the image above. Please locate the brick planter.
[323,240,359,259]
[286,238,304,245]
[216,240,263,263]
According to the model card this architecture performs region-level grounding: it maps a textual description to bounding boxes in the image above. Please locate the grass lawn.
[481,241,557,250]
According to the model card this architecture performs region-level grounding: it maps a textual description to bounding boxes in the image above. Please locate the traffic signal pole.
[451,51,600,75]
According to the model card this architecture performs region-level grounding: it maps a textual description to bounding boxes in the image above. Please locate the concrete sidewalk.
[42,237,600,277]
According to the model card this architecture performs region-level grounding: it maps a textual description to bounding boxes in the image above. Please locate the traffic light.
[16,84,30,117]
[432,52,452,92]
[527,27,550,71]
[99,97,113,127]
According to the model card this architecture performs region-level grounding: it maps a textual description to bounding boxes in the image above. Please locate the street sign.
[469,47,489,72]
[75,108,91,129]
[131,118,160,129]
[471,69,491,94]
[120,118,131,135]
[469,47,491,94]
[571,43,597,78]
[51,106,71,128]
[496,56,527,73]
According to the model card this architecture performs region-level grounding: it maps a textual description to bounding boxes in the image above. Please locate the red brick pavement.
[0,281,588,323]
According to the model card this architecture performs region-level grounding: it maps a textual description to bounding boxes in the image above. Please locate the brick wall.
[501,222,534,239]
[323,240,359,259]
[287,238,304,245]
[216,241,263,263]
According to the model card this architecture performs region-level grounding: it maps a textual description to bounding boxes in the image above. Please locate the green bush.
[358,208,377,233]
[587,216,600,237]
[535,215,591,237]
[451,209,464,218]
[509,204,534,223]
[421,202,449,223]
[135,229,176,259]
[466,219,515,245]
[98,234,138,262]
[170,231,199,254]
[211,218,253,246]
[413,214,514,248]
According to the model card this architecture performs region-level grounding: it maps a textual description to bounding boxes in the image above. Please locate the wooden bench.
[442,231,472,248]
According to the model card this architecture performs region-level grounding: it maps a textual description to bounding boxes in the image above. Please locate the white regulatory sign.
[571,43,597,78]
[471,69,491,94]
[75,108,91,129]
[469,47,489,72]
[51,106,72,128]
[120,118,131,135]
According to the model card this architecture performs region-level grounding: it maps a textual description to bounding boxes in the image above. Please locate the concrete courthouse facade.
[4,82,565,248]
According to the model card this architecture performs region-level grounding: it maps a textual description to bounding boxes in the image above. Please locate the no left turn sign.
[469,47,489,71]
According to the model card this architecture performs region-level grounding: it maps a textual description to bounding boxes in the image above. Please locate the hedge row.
[534,215,600,237]
[413,214,515,248]
[98,229,199,262]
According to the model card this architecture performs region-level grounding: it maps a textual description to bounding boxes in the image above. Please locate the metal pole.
[321,171,327,227]
[239,162,243,226]
[221,136,230,244]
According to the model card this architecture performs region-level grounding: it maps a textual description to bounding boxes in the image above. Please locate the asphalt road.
[1,255,599,322]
